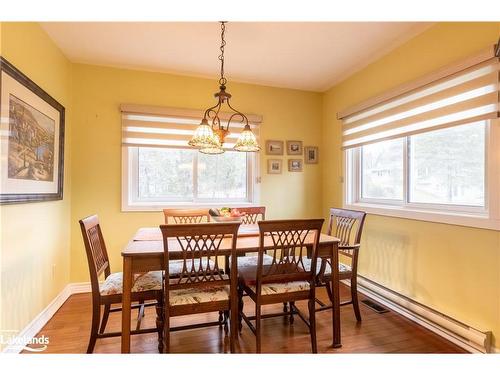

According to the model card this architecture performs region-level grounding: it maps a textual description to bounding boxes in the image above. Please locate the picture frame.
[304,146,319,164]
[288,159,303,172]
[287,140,303,155]
[266,140,284,155]
[267,159,283,174]
[0,57,65,204]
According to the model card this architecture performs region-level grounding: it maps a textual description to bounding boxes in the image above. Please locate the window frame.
[122,146,260,211]
[344,120,500,230]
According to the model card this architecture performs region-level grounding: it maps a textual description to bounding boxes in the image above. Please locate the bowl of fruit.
[209,207,246,222]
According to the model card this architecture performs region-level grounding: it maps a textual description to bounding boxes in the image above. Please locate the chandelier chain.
[218,21,227,86]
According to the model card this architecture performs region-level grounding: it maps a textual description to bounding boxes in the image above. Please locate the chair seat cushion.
[301,257,352,276]
[168,259,218,277]
[100,271,163,296]
[230,254,274,269]
[248,281,310,295]
[169,285,230,306]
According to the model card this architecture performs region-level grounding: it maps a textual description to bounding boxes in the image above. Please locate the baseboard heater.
[345,276,493,353]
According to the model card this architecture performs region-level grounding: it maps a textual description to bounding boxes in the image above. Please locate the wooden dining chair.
[302,208,366,321]
[158,222,241,353]
[234,206,266,225]
[238,219,324,353]
[229,206,273,269]
[163,208,211,224]
[79,215,163,353]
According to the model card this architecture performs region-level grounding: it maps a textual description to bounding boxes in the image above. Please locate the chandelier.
[188,22,260,154]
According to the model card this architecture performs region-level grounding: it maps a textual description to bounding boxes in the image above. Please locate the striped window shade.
[120,104,262,149]
[339,47,500,149]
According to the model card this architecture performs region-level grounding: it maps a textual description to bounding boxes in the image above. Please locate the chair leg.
[325,280,333,302]
[156,297,164,353]
[289,301,295,324]
[255,303,262,353]
[308,298,318,353]
[87,302,100,354]
[351,276,362,322]
[223,310,229,335]
[98,303,110,334]
[238,285,244,333]
[162,309,170,354]
[283,302,288,312]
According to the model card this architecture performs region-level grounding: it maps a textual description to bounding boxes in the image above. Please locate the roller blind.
[339,49,500,150]
[120,104,262,150]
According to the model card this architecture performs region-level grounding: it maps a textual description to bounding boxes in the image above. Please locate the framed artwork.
[266,140,284,155]
[267,159,282,174]
[305,146,319,164]
[0,57,65,204]
[288,159,303,172]
[287,140,303,155]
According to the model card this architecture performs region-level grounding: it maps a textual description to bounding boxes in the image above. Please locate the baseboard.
[1,282,92,354]
[347,276,495,353]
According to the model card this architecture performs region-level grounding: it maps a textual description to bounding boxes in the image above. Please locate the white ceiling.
[41,22,432,92]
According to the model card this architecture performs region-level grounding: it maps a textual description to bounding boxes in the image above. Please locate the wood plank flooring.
[23,285,466,354]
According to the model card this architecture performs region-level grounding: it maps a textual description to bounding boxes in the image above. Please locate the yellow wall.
[0,23,72,341]
[322,22,500,346]
[70,64,323,282]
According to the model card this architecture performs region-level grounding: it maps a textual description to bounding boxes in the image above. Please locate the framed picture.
[266,140,284,155]
[0,57,65,204]
[267,159,282,174]
[288,159,303,172]
[305,146,319,164]
[287,140,303,155]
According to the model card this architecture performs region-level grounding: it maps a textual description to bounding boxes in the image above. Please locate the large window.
[124,147,257,210]
[346,121,493,226]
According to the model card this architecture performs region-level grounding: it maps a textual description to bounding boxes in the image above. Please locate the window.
[341,49,500,228]
[346,120,495,227]
[120,105,261,211]
[361,138,404,201]
[125,147,257,210]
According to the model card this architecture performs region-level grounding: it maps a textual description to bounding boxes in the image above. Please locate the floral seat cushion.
[300,257,351,276]
[168,259,218,277]
[100,271,163,296]
[169,284,230,306]
[230,254,274,269]
[248,281,310,295]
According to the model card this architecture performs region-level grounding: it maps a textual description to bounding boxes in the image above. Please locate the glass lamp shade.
[199,144,225,154]
[233,125,260,152]
[188,120,219,148]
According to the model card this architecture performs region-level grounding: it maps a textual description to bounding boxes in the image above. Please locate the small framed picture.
[305,146,319,164]
[288,159,303,172]
[267,159,283,174]
[287,140,303,155]
[266,140,284,155]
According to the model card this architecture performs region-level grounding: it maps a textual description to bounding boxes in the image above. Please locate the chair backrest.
[327,208,366,259]
[79,215,111,295]
[234,206,266,225]
[163,208,211,224]
[160,222,240,293]
[256,219,324,288]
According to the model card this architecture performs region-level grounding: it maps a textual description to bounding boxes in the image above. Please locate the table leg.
[121,257,132,353]
[331,243,341,348]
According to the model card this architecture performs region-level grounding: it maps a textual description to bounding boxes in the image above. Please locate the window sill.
[344,202,500,230]
[122,201,258,212]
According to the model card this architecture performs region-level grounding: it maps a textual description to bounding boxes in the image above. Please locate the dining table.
[120,224,341,353]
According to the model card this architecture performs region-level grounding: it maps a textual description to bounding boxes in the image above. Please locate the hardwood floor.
[24,285,466,354]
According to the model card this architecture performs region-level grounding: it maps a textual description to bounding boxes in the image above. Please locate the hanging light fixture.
[189,21,260,154]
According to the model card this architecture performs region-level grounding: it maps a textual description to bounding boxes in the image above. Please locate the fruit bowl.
[209,207,246,223]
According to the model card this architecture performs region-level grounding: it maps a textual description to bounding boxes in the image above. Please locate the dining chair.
[301,208,366,321]
[163,208,211,224]
[238,219,324,353]
[79,215,163,353]
[229,206,273,269]
[158,222,241,353]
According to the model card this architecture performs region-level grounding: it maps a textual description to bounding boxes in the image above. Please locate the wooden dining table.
[120,225,341,353]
